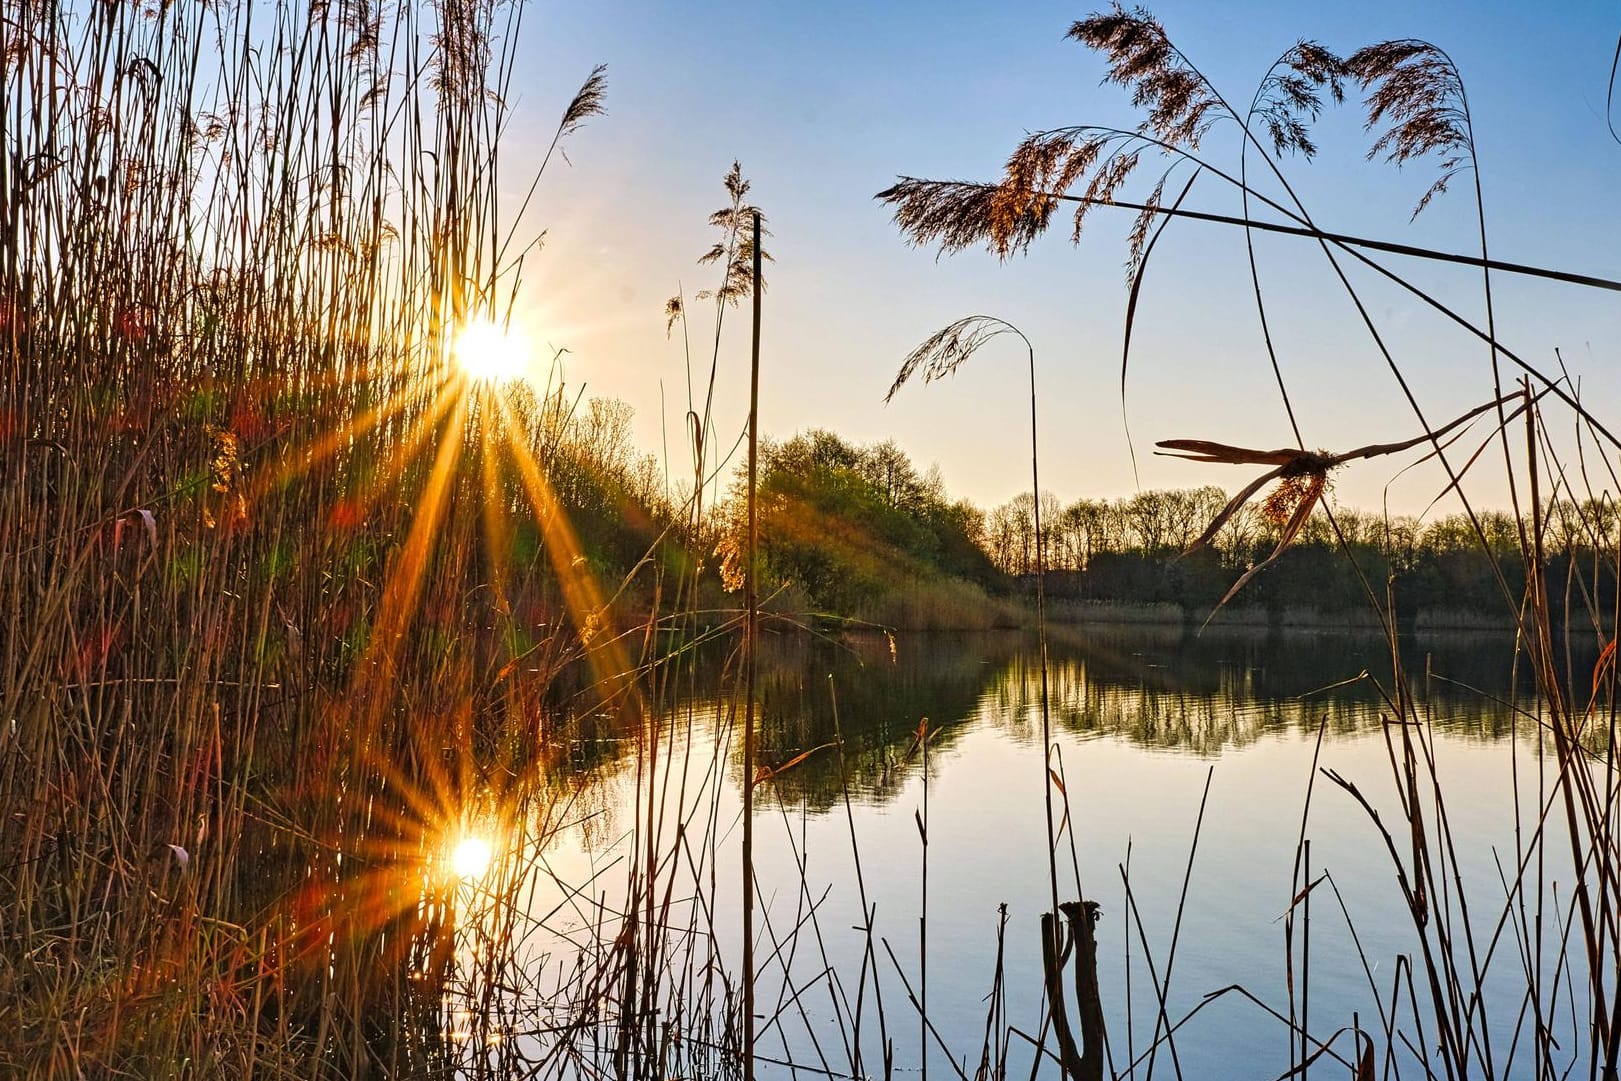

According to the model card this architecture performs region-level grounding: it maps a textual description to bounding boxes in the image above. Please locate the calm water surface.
[518,625,1593,1079]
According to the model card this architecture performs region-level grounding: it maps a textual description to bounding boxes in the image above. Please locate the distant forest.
[547,406,1617,631]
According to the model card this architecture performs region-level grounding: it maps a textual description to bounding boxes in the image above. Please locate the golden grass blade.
[755,741,840,784]
[1278,874,1327,920]
[903,716,931,765]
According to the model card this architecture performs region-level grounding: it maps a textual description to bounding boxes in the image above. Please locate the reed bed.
[5,2,1621,1080]
[0,0,623,1073]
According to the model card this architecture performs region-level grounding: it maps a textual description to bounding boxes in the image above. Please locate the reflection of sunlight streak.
[256,373,484,981]
[311,391,475,947]
[495,398,645,725]
[277,354,669,1002]
[282,753,507,981]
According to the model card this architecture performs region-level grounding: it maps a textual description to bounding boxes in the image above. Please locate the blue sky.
[499,1,1620,516]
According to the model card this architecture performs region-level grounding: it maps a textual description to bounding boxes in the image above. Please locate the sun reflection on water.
[450,836,493,881]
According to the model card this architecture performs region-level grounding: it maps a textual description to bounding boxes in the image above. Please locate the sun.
[450,836,493,880]
[454,318,529,384]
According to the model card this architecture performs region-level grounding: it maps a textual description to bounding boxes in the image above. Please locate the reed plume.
[1346,40,1473,218]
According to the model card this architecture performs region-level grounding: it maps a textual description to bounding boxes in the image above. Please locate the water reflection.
[451,837,494,880]
[732,625,1564,810]
[519,624,1597,1080]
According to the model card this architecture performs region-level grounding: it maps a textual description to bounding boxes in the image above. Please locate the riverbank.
[1046,599,1538,632]
[828,583,1545,633]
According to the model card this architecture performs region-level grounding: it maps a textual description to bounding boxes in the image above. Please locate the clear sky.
[497,1,1620,517]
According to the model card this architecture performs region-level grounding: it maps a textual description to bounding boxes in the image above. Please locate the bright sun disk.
[455,318,528,384]
[450,837,493,880]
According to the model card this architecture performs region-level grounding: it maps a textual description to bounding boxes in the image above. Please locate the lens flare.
[454,318,528,384]
[450,837,493,880]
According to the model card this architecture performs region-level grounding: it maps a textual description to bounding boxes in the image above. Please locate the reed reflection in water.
[511,624,1580,1079]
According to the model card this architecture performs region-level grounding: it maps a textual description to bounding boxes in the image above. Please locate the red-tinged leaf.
[328,498,363,531]
[1184,464,1286,554]
[904,716,931,764]
[1357,1032,1375,1081]
[1049,768,1066,795]
[1595,638,1617,696]
[1204,477,1324,621]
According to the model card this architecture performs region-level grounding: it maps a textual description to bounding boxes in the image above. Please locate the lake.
[466,624,1597,1080]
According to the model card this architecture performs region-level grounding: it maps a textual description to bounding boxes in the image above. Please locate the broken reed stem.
[1040,910,1088,1081]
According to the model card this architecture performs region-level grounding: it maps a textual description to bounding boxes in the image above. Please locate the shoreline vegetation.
[520,418,1617,634]
[5,0,1620,1079]
[700,428,1616,634]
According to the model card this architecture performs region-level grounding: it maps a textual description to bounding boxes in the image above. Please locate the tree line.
[980,486,1617,623]
[535,409,1616,628]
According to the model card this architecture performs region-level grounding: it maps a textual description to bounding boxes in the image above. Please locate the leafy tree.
[716,430,1002,616]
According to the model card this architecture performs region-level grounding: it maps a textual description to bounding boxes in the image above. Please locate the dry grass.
[0,1,625,1074]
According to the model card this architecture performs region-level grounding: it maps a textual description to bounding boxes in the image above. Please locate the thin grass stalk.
[767,788,856,1069]
[1524,389,1614,1069]
[829,676,892,1079]
[1141,767,1212,1081]
[1303,837,1311,1080]
[883,181,1621,294]
[879,934,970,1081]
[921,720,930,1081]
[1025,335,1060,935]
[742,208,763,1081]
[976,903,1011,1081]
[1125,841,1136,1081]
[1287,715,1331,1076]
[1117,863,1184,1081]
